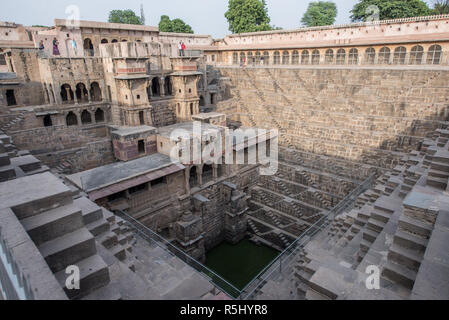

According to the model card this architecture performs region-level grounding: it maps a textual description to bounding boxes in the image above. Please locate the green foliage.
[158,15,194,34]
[301,1,338,27]
[225,0,274,33]
[350,0,433,22]
[108,10,143,25]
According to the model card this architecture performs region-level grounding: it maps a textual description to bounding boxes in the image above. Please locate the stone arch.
[190,103,194,115]
[410,45,424,64]
[81,110,92,125]
[365,48,376,64]
[263,51,269,65]
[292,50,299,64]
[311,50,320,65]
[247,52,254,65]
[255,51,261,64]
[336,49,346,65]
[76,83,88,101]
[60,84,74,102]
[189,166,198,188]
[393,46,407,65]
[151,77,160,97]
[66,111,78,126]
[202,164,213,184]
[83,38,94,56]
[199,95,205,106]
[427,44,442,65]
[233,52,238,65]
[348,48,359,65]
[379,47,391,64]
[273,51,280,65]
[210,93,216,105]
[301,50,310,65]
[95,108,105,123]
[101,39,109,44]
[325,49,334,64]
[111,39,118,43]
[90,82,102,102]
[282,51,290,65]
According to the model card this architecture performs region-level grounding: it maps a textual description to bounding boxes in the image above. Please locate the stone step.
[305,289,332,300]
[398,215,433,239]
[87,218,110,237]
[98,232,119,249]
[382,261,417,290]
[39,228,97,273]
[21,204,84,246]
[427,174,448,189]
[363,228,379,243]
[388,244,424,272]
[430,160,449,173]
[110,245,127,261]
[360,238,372,253]
[367,218,386,233]
[73,197,104,225]
[370,208,392,224]
[428,169,449,179]
[55,254,110,300]
[394,230,429,252]
[102,208,115,223]
[82,282,121,300]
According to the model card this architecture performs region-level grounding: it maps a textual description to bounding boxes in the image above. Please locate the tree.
[301,1,338,27]
[432,0,449,14]
[158,15,194,33]
[350,0,433,22]
[108,10,143,25]
[225,0,274,34]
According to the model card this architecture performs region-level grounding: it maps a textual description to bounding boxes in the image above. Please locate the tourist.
[260,56,264,66]
[70,39,77,56]
[181,42,186,56]
[178,42,183,57]
[52,38,60,56]
[38,40,45,51]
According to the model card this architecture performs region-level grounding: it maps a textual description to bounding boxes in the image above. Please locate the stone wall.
[216,67,449,170]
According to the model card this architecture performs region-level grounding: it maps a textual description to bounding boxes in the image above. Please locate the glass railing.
[115,210,241,299]
[116,173,374,300]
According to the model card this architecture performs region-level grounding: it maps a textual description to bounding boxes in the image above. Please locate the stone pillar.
[174,211,205,262]
[65,87,72,103]
[223,182,248,245]
[184,168,191,195]
[43,84,50,104]
[160,77,165,97]
[213,164,218,180]
[197,165,203,186]
[86,82,92,103]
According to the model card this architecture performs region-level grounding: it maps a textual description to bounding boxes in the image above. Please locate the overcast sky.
[0,0,435,38]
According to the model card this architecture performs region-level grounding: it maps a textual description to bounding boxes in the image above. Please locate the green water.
[205,239,279,293]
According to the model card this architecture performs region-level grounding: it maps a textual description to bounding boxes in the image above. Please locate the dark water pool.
[205,239,279,292]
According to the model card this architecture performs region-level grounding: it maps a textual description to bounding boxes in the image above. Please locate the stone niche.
[111,126,158,161]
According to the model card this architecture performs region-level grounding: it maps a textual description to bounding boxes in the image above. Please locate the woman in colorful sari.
[52,38,60,56]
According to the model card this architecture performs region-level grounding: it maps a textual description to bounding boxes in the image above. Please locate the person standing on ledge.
[181,41,186,56]
[52,38,60,56]
[178,41,183,57]
[38,40,45,51]
[70,38,77,56]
